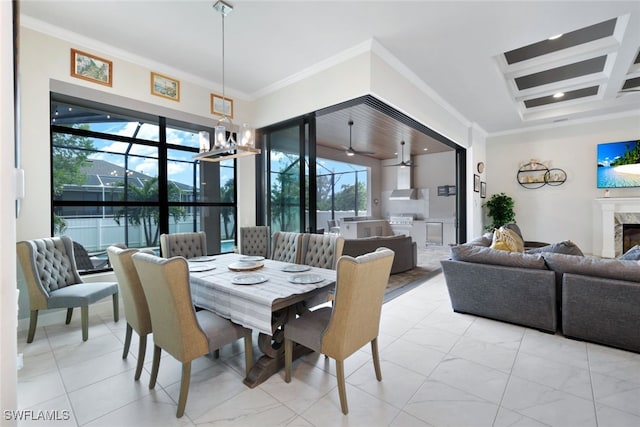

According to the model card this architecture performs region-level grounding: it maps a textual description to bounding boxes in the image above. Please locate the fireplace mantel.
[594,197,640,257]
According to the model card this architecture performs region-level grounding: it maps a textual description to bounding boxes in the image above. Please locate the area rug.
[384,245,451,302]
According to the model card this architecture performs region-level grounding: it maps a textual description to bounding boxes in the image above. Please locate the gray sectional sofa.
[441,234,640,353]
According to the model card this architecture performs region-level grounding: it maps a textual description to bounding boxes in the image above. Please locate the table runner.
[189,253,336,335]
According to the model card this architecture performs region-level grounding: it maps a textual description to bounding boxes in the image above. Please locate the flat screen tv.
[597,139,640,188]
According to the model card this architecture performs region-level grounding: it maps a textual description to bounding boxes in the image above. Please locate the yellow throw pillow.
[490,227,525,252]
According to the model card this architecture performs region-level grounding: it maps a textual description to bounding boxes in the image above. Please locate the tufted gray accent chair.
[160,232,207,259]
[16,236,119,343]
[240,226,270,258]
[300,233,345,270]
[271,231,303,264]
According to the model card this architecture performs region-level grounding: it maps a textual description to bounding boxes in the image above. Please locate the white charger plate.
[189,255,216,262]
[240,255,265,262]
[281,264,311,273]
[189,265,216,272]
[288,273,324,284]
[231,274,268,285]
[228,261,264,271]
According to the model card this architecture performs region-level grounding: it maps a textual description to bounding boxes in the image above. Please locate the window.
[51,95,236,273]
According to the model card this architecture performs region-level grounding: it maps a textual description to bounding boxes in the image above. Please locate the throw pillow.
[618,245,640,260]
[490,227,524,252]
[526,240,584,256]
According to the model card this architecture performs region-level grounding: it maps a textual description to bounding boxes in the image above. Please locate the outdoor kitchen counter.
[340,219,392,239]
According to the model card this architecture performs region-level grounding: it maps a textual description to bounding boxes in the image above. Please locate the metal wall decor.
[517,160,566,189]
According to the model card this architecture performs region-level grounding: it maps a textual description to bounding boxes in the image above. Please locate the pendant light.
[196,1,259,162]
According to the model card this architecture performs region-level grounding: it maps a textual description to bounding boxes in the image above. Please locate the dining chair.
[131,252,254,418]
[271,231,303,264]
[107,246,152,380]
[327,219,341,234]
[159,231,207,258]
[284,247,395,415]
[240,226,270,258]
[300,233,345,270]
[16,236,119,343]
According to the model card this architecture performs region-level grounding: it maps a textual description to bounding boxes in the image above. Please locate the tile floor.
[16,272,640,426]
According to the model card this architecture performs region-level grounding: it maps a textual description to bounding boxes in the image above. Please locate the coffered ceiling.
[20,1,640,158]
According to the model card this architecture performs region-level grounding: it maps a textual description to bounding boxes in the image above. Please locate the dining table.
[188,252,336,387]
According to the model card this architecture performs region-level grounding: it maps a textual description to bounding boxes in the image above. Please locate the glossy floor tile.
[16,273,640,426]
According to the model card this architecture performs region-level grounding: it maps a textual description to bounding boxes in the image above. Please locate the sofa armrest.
[562,273,640,353]
[441,259,557,332]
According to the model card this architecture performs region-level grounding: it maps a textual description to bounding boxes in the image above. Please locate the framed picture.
[474,174,480,192]
[70,48,112,87]
[150,72,180,101]
[481,181,487,198]
[211,93,234,118]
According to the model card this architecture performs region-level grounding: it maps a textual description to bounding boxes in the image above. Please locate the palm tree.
[113,177,187,247]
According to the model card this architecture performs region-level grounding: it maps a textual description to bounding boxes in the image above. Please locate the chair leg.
[371,337,382,381]
[336,360,349,415]
[112,292,119,322]
[81,306,89,341]
[243,333,254,376]
[284,338,292,383]
[123,324,133,358]
[135,334,147,381]
[176,361,192,418]
[149,345,162,389]
[65,308,73,324]
[27,310,38,343]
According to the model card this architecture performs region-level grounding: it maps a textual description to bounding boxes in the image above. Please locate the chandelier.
[196,0,260,162]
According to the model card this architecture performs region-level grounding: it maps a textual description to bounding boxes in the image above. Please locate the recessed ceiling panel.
[515,56,607,90]
[524,86,599,108]
[622,77,640,90]
[504,18,617,64]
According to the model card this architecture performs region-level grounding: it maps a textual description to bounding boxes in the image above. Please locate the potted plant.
[483,192,515,231]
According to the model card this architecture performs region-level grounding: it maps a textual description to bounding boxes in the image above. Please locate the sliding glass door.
[263,118,316,233]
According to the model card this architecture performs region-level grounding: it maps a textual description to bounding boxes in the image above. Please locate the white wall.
[1,0,18,417]
[486,114,640,255]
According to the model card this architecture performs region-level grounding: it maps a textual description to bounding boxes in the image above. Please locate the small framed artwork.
[150,72,180,101]
[70,48,112,87]
[211,93,234,118]
[474,174,480,192]
[481,181,487,198]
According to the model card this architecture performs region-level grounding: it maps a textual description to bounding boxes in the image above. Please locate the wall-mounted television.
[597,139,640,188]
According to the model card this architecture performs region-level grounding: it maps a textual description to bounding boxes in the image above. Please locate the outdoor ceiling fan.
[341,120,374,157]
[384,140,414,167]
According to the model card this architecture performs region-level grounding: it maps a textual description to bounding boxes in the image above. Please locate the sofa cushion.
[490,227,524,252]
[542,252,640,283]
[526,240,584,256]
[467,233,493,247]
[618,245,640,260]
[450,244,547,269]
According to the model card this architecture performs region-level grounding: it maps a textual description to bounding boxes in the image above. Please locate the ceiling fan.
[384,140,414,167]
[342,120,374,157]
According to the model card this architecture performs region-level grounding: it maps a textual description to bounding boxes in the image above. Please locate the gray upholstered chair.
[107,246,151,380]
[300,233,345,270]
[284,248,395,414]
[17,236,119,343]
[240,226,270,258]
[159,231,207,258]
[132,252,254,418]
[327,219,341,234]
[271,231,303,264]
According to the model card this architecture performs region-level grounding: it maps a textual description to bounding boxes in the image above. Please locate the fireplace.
[594,198,640,257]
[623,224,640,253]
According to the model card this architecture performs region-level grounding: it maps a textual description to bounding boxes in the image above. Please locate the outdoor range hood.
[388,165,417,200]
